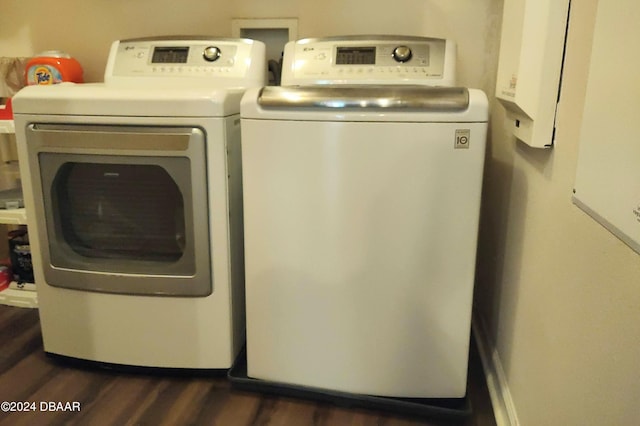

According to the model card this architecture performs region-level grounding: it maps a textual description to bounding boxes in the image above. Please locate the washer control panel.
[281,36,456,87]
[104,37,266,86]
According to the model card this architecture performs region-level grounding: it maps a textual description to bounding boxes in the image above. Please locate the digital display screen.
[336,47,376,65]
[152,47,190,64]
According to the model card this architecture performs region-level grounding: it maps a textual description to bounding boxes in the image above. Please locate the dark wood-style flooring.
[0,305,496,425]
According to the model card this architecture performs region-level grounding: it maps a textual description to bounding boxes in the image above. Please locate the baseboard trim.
[472,312,520,426]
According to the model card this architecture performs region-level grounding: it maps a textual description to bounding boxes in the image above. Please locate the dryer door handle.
[28,124,197,154]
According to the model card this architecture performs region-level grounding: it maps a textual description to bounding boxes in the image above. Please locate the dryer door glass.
[53,162,186,263]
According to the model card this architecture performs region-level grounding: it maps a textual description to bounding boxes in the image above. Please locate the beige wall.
[4,0,638,424]
[0,0,500,90]
[476,0,640,424]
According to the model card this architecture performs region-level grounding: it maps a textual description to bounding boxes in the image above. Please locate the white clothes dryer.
[13,37,265,370]
[241,36,488,397]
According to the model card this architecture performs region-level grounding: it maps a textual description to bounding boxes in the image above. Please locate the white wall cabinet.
[495,0,571,148]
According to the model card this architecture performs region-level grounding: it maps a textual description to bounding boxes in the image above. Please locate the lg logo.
[455,129,471,149]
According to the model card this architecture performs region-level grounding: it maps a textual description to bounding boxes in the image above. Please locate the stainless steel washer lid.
[257,86,469,112]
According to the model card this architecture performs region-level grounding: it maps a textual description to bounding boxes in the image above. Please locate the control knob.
[392,45,412,63]
[203,46,221,62]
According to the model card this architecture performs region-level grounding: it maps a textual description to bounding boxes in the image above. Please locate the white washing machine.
[13,37,265,370]
[241,36,488,397]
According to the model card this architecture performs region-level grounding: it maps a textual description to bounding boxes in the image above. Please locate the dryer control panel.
[281,36,456,87]
[104,36,266,87]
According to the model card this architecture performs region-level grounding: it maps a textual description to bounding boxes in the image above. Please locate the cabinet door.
[573,2,640,254]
